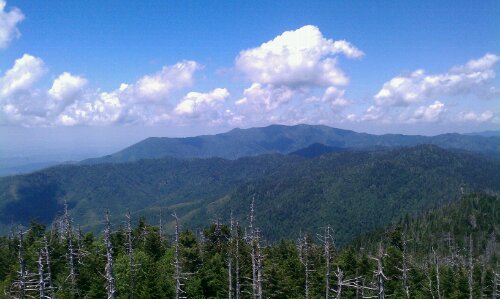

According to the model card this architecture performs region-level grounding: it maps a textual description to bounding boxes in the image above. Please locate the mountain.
[82,124,500,164]
[354,192,500,260]
[1,145,499,245]
[465,130,500,137]
[288,142,345,158]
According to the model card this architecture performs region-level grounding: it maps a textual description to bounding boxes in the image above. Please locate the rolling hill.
[1,144,499,245]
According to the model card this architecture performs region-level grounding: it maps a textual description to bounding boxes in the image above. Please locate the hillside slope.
[82,124,500,164]
[1,145,500,245]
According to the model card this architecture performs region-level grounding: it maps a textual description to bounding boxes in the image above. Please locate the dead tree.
[247,198,259,299]
[235,221,241,299]
[368,243,388,299]
[62,202,77,296]
[255,229,263,299]
[228,214,234,299]
[396,234,411,298]
[298,233,313,299]
[432,247,442,299]
[493,271,499,299]
[319,225,334,299]
[42,235,55,298]
[15,229,28,299]
[159,208,165,243]
[9,229,39,299]
[421,261,435,299]
[468,235,474,299]
[104,211,116,299]
[172,213,186,299]
[332,267,363,299]
[37,250,47,299]
[125,210,135,299]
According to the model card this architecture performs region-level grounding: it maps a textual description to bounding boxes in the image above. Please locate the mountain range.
[82,124,500,164]
[1,140,499,245]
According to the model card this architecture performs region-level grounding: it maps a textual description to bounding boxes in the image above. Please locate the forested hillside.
[0,145,499,246]
[1,193,498,299]
[82,124,500,164]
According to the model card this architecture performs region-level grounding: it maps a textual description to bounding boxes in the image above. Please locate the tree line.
[1,194,499,299]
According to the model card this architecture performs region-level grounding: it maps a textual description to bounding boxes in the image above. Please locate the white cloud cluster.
[374,53,499,106]
[236,83,294,112]
[235,25,363,116]
[175,88,230,117]
[457,110,494,123]
[404,101,446,123]
[0,54,45,97]
[135,61,199,100]
[0,0,24,49]
[0,55,207,126]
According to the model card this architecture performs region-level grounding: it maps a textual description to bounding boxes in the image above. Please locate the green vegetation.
[1,145,500,247]
[1,193,498,298]
[83,124,500,164]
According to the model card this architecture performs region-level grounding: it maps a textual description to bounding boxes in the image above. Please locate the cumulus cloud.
[135,61,199,100]
[405,100,446,123]
[457,110,494,122]
[0,0,24,49]
[374,53,499,106]
[0,55,205,126]
[236,25,363,88]
[56,61,200,125]
[0,54,45,98]
[236,83,294,112]
[174,88,230,117]
[234,25,362,118]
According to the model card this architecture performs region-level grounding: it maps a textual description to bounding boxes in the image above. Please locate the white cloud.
[374,53,499,106]
[174,88,230,116]
[321,86,349,108]
[0,56,205,126]
[0,54,45,98]
[48,72,87,100]
[236,25,363,88]
[457,110,494,122]
[0,0,24,49]
[135,61,199,100]
[403,101,446,123]
[236,83,294,112]
[56,90,122,126]
[234,25,362,116]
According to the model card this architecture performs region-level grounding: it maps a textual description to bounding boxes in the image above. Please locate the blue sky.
[0,0,499,158]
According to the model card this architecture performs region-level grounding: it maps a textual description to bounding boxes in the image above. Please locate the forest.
[1,193,498,299]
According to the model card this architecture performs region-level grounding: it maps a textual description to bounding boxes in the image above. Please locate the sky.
[0,0,499,160]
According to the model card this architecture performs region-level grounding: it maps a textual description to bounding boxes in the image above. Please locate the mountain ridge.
[2,144,499,245]
[82,124,500,165]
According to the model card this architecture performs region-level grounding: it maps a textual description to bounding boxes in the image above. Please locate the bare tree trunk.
[125,211,134,299]
[235,221,241,299]
[228,214,234,299]
[323,226,333,299]
[298,234,310,299]
[63,202,77,297]
[104,211,116,299]
[370,243,387,299]
[249,198,258,299]
[159,209,164,243]
[493,272,499,299]
[43,235,54,298]
[38,250,46,299]
[18,230,27,299]
[172,213,184,299]
[400,235,410,298]
[468,235,474,299]
[255,229,263,299]
[432,247,441,299]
